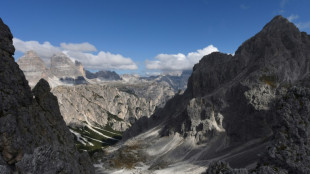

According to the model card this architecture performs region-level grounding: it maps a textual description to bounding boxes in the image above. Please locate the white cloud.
[13,38,138,70]
[13,38,61,62]
[296,21,310,30]
[145,45,218,72]
[64,50,138,70]
[287,14,299,22]
[60,42,97,52]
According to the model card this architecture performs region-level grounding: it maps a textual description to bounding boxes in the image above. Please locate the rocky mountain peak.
[50,52,84,78]
[261,15,299,34]
[235,15,304,59]
[51,52,73,64]
[17,50,47,87]
[18,50,46,66]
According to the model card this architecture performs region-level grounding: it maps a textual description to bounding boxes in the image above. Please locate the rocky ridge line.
[106,15,310,173]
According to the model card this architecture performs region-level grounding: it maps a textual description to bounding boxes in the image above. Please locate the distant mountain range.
[17,51,123,88]
[17,51,190,91]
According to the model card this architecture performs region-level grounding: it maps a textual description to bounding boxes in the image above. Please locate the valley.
[1,9,310,174]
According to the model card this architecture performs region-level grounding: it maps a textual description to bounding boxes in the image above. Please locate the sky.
[1,0,310,75]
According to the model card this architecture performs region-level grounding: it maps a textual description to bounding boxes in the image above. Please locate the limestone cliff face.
[0,18,94,174]
[18,51,88,88]
[50,52,83,78]
[51,82,174,132]
[17,50,48,87]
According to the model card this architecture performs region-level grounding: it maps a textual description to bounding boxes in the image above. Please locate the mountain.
[0,18,94,173]
[18,51,88,88]
[121,70,191,92]
[50,52,85,78]
[85,70,122,81]
[17,50,48,87]
[96,16,310,173]
[50,53,88,85]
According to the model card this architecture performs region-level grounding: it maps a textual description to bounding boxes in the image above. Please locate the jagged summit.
[18,50,45,65]
[51,52,74,64]
[50,52,86,78]
[262,15,299,33]
[17,50,48,87]
[235,15,304,57]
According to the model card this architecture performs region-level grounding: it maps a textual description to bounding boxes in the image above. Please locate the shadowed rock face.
[204,87,310,174]
[119,16,310,172]
[156,15,310,144]
[85,70,122,81]
[0,18,94,174]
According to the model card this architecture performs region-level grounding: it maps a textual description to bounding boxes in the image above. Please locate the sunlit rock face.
[50,52,84,78]
[18,51,88,88]
[51,81,175,132]
[0,18,94,174]
[17,50,48,87]
[49,53,87,85]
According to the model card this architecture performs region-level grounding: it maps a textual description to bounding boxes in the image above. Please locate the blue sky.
[1,0,310,75]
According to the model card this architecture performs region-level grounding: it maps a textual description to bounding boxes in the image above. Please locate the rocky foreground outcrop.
[97,16,310,173]
[0,18,94,173]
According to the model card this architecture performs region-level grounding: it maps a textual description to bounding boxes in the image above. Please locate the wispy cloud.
[277,0,289,14]
[145,45,218,72]
[285,14,310,30]
[287,14,299,22]
[13,38,138,70]
[280,0,289,9]
[240,4,249,10]
[296,21,310,30]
